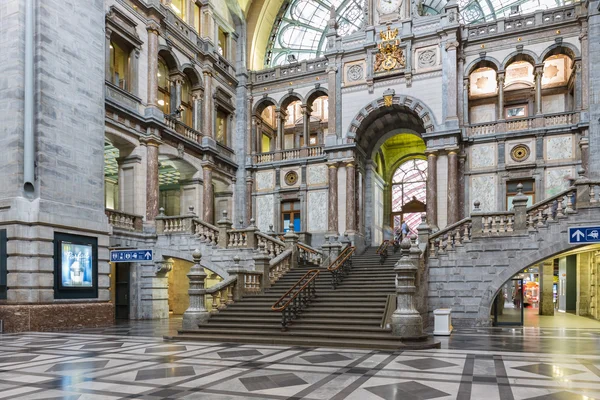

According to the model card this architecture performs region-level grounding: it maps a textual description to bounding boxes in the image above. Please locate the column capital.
[140,136,162,147]
[445,147,460,155]
[202,68,214,77]
[445,40,459,51]
[327,162,339,169]
[105,27,113,40]
[425,150,438,157]
[146,21,160,34]
[345,161,355,168]
[202,163,214,171]
[326,65,338,74]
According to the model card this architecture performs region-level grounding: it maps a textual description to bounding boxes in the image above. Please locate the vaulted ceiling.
[240,0,285,70]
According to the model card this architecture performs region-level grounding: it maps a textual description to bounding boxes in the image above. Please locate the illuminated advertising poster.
[61,242,93,288]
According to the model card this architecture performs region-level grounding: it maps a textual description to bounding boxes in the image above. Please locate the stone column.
[345,162,356,234]
[144,137,161,221]
[534,66,543,115]
[203,69,213,138]
[446,149,459,225]
[245,177,253,225]
[580,30,588,110]
[444,40,459,122]
[182,250,210,328]
[247,95,253,154]
[203,165,214,223]
[192,92,202,132]
[146,22,160,106]
[275,108,285,151]
[574,60,583,111]
[426,151,438,230]
[390,238,423,337]
[301,104,311,147]
[580,135,589,174]
[105,28,112,82]
[173,77,183,116]
[326,66,337,143]
[328,163,339,235]
[462,78,470,125]
[497,72,505,120]
[539,259,555,316]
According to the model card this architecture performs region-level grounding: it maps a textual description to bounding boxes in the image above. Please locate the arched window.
[391,159,427,233]
[265,0,364,67]
[180,78,193,127]
[458,0,576,24]
[157,59,170,114]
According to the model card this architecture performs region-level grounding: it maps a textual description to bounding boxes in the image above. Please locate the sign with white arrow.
[110,249,153,263]
[568,227,600,244]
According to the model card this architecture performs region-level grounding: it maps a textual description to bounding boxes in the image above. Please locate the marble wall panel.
[545,167,574,198]
[505,139,535,165]
[307,190,328,232]
[542,94,566,114]
[471,174,496,211]
[546,135,573,161]
[255,194,274,232]
[470,103,496,123]
[256,170,275,192]
[470,144,496,169]
[307,164,328,186]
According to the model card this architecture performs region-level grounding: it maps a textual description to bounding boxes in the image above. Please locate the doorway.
[493,278,524,326]
[115,263,130,319]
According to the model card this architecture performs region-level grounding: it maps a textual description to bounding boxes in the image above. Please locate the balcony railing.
[164,115,202,143]
[467,111,579,137]
[253,146,324,164]
[251,58,328,84]
[106,209,143,232]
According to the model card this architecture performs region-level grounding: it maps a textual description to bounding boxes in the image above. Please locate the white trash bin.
[433,308,452,336]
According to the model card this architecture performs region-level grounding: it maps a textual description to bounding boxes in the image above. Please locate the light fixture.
[158,99,165,106]
[109,44,113,49]
[157,72,161,77]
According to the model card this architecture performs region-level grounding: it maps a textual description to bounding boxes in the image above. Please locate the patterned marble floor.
[1,327,600,399]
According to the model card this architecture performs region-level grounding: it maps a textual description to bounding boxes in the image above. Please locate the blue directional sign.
[569,227,600,244]
[110,249,153,263]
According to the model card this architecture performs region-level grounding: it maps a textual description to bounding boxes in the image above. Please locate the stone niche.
[0,303,114,333]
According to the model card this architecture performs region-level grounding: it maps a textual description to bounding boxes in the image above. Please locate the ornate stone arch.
[252,96,278,115]
[278,91,304,110]
[158,47,181,72]
[501,49,539,69]
[181,63,204,89]
[465,56,502,76]
[540,42,580,62]
[347,94,438,153]
[305,87,329,108]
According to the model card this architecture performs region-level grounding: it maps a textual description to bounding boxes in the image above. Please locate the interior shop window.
[505,104,528,119]
[507,180,535,209]
[109,39,130,91]
[281,201,301,232]
[157,59,170,114]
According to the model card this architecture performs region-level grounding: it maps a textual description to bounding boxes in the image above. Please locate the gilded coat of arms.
[375,26,405,72]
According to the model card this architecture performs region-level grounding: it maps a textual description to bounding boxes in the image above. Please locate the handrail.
[297,243,322,266]
[429,217,472,241]
[327,246,355,289]
[297,243,320,254]
[271,269,320,330]
[526,186,575,213]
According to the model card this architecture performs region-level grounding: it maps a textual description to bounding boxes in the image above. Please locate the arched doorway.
[390,158,427,235]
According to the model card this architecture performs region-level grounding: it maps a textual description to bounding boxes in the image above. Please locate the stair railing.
[297,242,323,265]
[269,248,293,284]
[327,246,356,289]
[205,277,237,314]
[376,240,390,264]
[271,269,320,330]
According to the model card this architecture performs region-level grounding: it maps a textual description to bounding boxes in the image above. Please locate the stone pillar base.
[0,302,114,333]
[390,311,423,338]
[182,310,210,329]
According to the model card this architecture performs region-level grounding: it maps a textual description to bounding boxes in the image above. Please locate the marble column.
[345,162,356,234]
[326,66,337,142]
[444,40,459,121]
[146,22,160,106]
[426,151,438,230]
[105,28,112,82]
[580,134,590,174]
[497,72,505,119]
[247,96,253,154]
[203,165,214,223]
[462,78,470,125]
[203,70,213,138]
[539,260,555,316]
[275,108,285,151]
[447,149,459,225]
[328,163,339,235]
[580,30,589,110]
[245,177,253,225]
[574,60,583,111]
[173,77,183,116]
[144,138,161,221]
[129,49,140,96]
[458,153,466,220]
[192,92,202,132]
[534,67,543,115]
[301,104,311,147]
[252,117,260,154]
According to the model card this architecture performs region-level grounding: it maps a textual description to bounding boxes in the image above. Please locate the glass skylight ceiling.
[265,0,578,67]
[265,0,365,66]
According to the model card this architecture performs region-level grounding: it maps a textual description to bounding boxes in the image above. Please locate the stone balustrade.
[227,230,248,248]
[298,243,323,265]
[206,277,236,314]
[251,57,328,84]
[257,232,286,257]
[194,219,219,246]
[105,209,143,231]
[156,213,195,234]
[467,111,580,137]
[253,146,324,164]
[164,115,202,143]
[269,248,292,284]
[526,187,576,231]
[428,218,472,258]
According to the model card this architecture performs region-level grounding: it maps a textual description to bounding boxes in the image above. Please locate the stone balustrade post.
[470,201,483,237]
[416,214,430,252]
[182,250,210,328]
[284,229,299,269]
[228,256,246,301]
[511,183,529,232]
[254,242,272,290]
[155,207,166,233]
[217,210,233,247]
[321,236,332,267]
[575,168,592,207]
[390,238,424,338]
[329,235,343,262]
[246,218,258,249]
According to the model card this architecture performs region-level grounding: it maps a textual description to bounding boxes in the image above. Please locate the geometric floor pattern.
[0,325,600,399]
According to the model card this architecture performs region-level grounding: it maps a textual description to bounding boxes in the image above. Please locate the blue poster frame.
[53,232,98,299]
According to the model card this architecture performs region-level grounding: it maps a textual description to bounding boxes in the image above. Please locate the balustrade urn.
[182,250,210,329]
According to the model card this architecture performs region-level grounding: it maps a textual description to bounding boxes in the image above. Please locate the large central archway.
[350,95,436,246]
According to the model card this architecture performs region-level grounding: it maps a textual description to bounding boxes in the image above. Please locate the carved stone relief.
[307,190,328,232]
[470,144,496,169]
[307,164,328,185]
[256,171,274,191]
[546,135,573,161]
[471,174,496,211]
[256,195,274,232]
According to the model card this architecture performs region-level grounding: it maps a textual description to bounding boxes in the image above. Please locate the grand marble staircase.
[170,247,439,350]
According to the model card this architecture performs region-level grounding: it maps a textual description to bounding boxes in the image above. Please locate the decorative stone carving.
[471,175,496,211]
[545,167,573,197]
[510,144,531,162]
[256,195,274,232]
[284,171,299,186]
[255,171,275,191]
[375,26,405,72]
[347,64,363,82]
[417,49,436,68]
[307,164,328,185]
[308,190,328,232]
[546,135,573,161]
[470,144,495,169]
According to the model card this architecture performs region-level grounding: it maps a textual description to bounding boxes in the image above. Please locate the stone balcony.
[466,111,580,137]
[253,146,325,164]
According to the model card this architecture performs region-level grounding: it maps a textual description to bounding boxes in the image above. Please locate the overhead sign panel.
[568,227,600,244]
[110,249,153,263]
